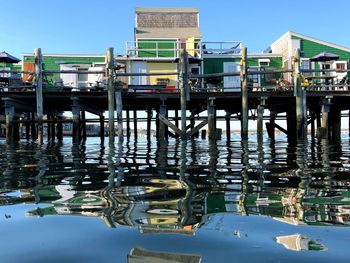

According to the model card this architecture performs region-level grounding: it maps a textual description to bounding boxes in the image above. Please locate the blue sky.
[1,0,350,58]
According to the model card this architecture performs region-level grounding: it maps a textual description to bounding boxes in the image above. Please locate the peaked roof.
[270,31,350,53]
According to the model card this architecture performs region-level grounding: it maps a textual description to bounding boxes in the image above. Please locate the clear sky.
[1,0,350,58]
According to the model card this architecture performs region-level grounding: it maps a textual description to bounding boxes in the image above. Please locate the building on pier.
[267,31,350,82]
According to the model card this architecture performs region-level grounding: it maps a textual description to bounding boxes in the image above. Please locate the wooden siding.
[148,62,177,86]
[137,13,198,28]
[292,36,350,60]
[203,57,283,74]
[23,55,105,85]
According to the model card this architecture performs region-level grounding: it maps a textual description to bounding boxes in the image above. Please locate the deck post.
[31,112,36,140]
[107,47,115,144]
[159,103,167,140]
[47,115,52,142]
[319,98,330,139]
[287,110,297,144]
[293,48,307,139]
[100,115,105,143]
[180,49,188,138]
[81,111,87,142]
[310,112,316,140]
[25,112,30,141]
[208,100,216,141]
[115,82,123,142]
[126,110,131,139]
[34,48,43,144]
[174,110,179,138]
[57,115,63,142]
[5,105,15,144]
[72,99,81,143]
[266,111,276,140]
[52,115,56,142]
[331,107,341,143]
[133,110,137,140]
[241,47,249,139]
[257,104,264,142]
[225,113,231,141]
[147,108,151,141]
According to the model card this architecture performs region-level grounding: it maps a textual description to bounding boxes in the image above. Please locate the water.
[0,135,349,262]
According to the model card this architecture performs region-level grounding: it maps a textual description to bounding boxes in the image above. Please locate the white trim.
[202,53,283,59]
[289,31,350,53]
[22,53,106,58]
[270,31,350,54]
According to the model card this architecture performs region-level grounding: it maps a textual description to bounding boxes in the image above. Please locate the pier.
[1,47,350,144]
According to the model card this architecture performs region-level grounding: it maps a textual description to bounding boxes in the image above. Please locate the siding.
[23,55,105,87]
[203,57,283,74]
[292,36,350,60]
[147,62,177,86]
[137,39,177,58]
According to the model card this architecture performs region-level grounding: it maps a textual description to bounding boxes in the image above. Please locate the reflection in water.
[275,234,327,251]
[0,136,350,261]
[128,247,201,263]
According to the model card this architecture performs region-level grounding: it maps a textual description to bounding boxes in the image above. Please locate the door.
[224,62,240,91]
[132,62,148,85]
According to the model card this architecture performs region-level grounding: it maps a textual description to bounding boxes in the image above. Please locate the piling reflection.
[0,136,350,234]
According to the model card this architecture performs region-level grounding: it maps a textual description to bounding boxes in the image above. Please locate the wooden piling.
[310,112,315,140]
[81,111,86,142]
[34,48,43,144]
[331,107,341,142]
[133,110,137,139]
[107,47,115,143]
[57,115,63,142]
[293,48,306,139]
[159,104,166,140]
[72,99,80,143]
[126,110,131,139]
[147,108,151,141]
[320,99,330,139]
[25,113,30,141]
[241,47,248,139]
[175,110,179,138]
[47,115,51,142]
[180,50,188,138]
[208,100,216,140]
[115,82,123,142]
[99,115,105,143]
[266,111,276,140]
[5,105,15,144]
[31,112,36,140]
[257,105,264,142]
[225,113,231,141]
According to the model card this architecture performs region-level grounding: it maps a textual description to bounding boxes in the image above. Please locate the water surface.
[0,135,349,262]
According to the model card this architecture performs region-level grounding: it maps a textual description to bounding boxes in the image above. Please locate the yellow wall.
[148,62,177,86]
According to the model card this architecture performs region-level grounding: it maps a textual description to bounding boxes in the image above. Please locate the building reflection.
[0,139,350,232]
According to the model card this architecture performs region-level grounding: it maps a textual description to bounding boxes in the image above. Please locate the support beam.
[225,114,231,141]
[5,105,15,144]
[208,100,216,141]
[180,50,188,138]
[320,99,330,139]
[286,110,297,143]
[81,111,87,142]
[310,113,315,140]
[47,115,51,142]
[115,83,123,142]
[25,112,30,141]
[159,104,167,140]
[257,105,264,142]
[159,115,183,137]
[126,110,131,139]
[147,108,151,141]
[100,115,105,143]
[107,47,115,144]
[72,99,81,143]
[293,48,307,139]
[266,111,276,140]
[241,47,249,139]
[31,112,36,141]
[186,119,208,138]
[57,115,63,142]
[133,110,137,139]
[34,48,43,144]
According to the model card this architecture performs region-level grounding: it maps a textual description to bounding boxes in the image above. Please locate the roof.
[135,27,201,39]
[135,7,199,13]
[270,31,350,53]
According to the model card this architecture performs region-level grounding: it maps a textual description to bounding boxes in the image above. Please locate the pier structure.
[1,47,350,144]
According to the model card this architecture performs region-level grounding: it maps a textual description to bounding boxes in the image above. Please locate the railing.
[126,40,243,58]
[126,40,202,58]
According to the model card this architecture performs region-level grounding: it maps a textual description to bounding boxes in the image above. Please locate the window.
[301,59,312,77]
[336,63,345,70]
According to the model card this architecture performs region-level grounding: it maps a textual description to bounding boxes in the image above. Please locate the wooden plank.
[186,119,208,138]
[158,115,183,136]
